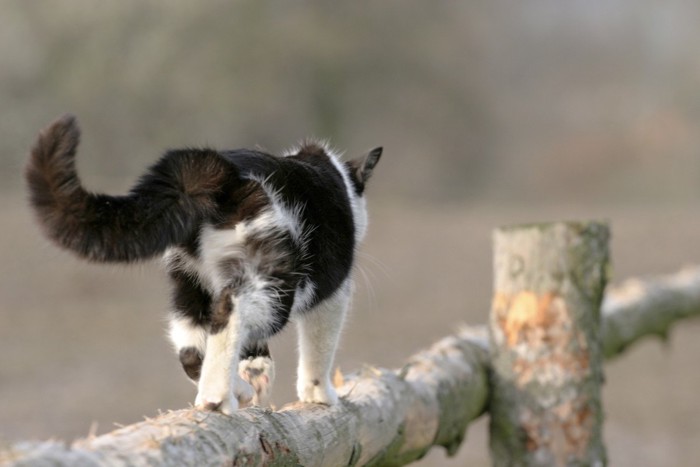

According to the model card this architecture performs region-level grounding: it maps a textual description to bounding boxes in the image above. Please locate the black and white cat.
[26,114,381,414]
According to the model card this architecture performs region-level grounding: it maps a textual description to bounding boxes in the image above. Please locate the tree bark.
[489,222,609,466]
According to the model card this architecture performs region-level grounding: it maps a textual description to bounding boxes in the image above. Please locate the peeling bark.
[489,222,609,467]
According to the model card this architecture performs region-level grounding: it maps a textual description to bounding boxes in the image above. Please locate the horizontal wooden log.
[1,328,490,467]
[601,266,700,358]
[2,267,699,466]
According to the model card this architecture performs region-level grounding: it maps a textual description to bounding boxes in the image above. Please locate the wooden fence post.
[489,222,609,466]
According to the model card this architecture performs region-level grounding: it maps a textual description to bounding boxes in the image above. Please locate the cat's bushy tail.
[26,114,234,262]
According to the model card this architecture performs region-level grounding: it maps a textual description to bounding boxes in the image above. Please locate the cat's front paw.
[297,378,338,406]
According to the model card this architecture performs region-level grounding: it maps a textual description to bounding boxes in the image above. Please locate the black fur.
[26,114,235,262]
[223,146,357,307]
[179,347,204,382]
[241,340,271,360]
[169,268,212,327]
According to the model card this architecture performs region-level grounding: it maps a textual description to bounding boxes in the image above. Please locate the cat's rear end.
[26,115,381,413]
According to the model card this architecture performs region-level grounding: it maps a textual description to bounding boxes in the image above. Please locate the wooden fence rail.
[3,221,700,466]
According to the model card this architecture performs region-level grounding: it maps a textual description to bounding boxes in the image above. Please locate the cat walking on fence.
[25,114,381,414]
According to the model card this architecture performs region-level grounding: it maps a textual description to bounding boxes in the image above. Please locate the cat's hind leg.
[167,268,210,385]
[195,287,253,414]
[295,283,350,406]
[239,340,275,408]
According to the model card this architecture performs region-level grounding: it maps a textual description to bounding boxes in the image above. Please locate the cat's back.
[220,146,354,232]
[217,145,357,304]
[221,147,350,205]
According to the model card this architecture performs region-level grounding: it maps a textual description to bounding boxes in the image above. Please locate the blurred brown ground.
[2,2,700,465]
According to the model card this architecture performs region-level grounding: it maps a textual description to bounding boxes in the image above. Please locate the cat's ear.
[347,147,382,194]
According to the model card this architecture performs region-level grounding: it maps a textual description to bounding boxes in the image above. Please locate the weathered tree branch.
[3,267,699,466]
[601,266,700,358]
[1,328,490,467]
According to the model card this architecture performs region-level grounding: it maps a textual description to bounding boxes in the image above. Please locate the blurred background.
[1,1,700,465]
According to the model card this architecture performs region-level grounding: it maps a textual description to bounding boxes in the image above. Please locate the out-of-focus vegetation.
[3,1,700,203]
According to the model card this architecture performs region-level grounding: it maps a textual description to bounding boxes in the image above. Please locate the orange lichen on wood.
[493,291,590,387]
[494,291,560,346]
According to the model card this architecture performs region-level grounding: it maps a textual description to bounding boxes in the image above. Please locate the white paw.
[297,378,338,406]
[238,356,275,408]
[195,374,254,415]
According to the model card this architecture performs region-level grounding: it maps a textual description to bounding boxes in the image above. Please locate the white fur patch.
[168,316,207,353]
[291,280,316,316]
[244,174,310,245]
[235,289,282,337]
[197,225,246,292]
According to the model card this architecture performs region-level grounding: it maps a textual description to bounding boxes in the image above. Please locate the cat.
[25,114,381,414]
